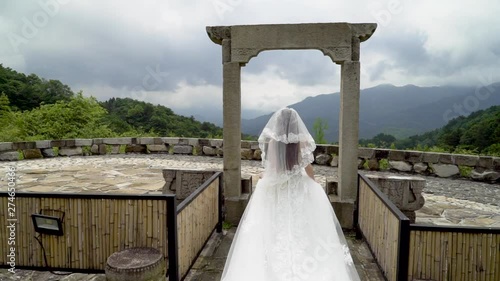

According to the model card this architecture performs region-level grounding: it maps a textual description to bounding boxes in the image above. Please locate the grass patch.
[17,149,24,160]
[222,221,233,230]
[459,165,473,177]
[119,145,126,154]
[82,146,91,155]
[379,159,390,170]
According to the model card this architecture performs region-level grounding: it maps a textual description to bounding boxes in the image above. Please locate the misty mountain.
[242,83,500,142]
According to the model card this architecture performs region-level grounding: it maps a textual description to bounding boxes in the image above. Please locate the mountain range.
[240,83,500,142]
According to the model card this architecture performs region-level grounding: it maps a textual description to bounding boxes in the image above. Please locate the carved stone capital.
[206,26,231,45]
[231,48,261,64]
[350,23,377,42]
[320,47,352,63]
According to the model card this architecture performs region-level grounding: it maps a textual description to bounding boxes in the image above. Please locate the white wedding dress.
[221,108,360,281]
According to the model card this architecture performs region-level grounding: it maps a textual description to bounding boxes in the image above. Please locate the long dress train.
[221,171,360,281]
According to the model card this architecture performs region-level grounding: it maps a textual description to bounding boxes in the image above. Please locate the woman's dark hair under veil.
[258,107,316,176]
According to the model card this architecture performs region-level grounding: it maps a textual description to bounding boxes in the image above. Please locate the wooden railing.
[357,172,500,281]
[357,173,410,281]
[0,193,173,272]
[408,225,500,281]
[175,172,222,280]
[0,172,223,281]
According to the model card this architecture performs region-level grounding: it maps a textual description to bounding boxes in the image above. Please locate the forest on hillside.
[359,105,500,156]
[0,64,223,142]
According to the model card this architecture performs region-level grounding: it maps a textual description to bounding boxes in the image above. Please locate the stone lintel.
[207,22,377,63]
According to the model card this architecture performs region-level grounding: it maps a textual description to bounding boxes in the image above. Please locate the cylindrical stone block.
[105,247,166,281]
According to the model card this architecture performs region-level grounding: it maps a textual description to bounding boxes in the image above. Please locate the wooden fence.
[175,173,222,279]
[357,173,410,281]
[0,172,223,281]
[357,172,500,281]
[408,225,500,281]
[0,193,173,271]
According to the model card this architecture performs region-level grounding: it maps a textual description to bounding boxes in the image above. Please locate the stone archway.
[206,22,377,228]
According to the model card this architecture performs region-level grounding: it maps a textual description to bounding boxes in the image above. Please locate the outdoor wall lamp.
[31,211,64,236]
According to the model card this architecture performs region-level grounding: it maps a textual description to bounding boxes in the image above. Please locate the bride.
[221,108,360,281]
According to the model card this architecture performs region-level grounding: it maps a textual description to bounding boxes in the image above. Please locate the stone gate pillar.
[222,39,243,224]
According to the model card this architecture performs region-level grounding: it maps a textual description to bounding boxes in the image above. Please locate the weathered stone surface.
[173,145,193,154]
[374,149,389,159]
[422,152,440,163]
[494,157,500,171]
[367,158,379,170]
[125,144,147,153]
[366,175,426,223]
[186,138,200,146]
[162,137,180,145]
[249,142,260,150]
[453,154,479,166]
[431,164,459,178]
[438,153,453,164]
[209,139,223,147]
[405,151,422,163]
[253,149,262,160]
[315,153,332,165]
[330,156,339,167]
[91,144,107,155]
[138,137,155,145]
[388,150,405,161]
[358,148,374,159]
[105,247,165,281]
[41,148,56,157]
[59,147,83,156]
[241,141,251,149]
[13,141,36,150]
[74,139,93,147]
[326,178,338,195]
[110,145,120,154]
[389,161,412,172]
[477,156,493,169]
[203,146,217,156]
[198,138,210,147]
[216,148,223,156]
[23,149,43,159]
[162,169,215,200]
[0,151,19,161]
[325,145,339,156]
[330,197,356,229]
[241,148,253,160]
[104,138,132,145]
[147,144,168,153]
[64,139,76,147]
[413,162,428,174]
[241,174,252,194]
[50,140,66,147]
[0,142,13,152]
[357,159,365,169]
[471,170,500,182]
[35,140,51,149]
[315,145,329,155]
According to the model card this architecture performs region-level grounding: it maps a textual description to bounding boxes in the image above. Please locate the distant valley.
[241,83,500,141]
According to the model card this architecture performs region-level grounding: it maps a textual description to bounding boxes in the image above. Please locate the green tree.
[313,117,328,144]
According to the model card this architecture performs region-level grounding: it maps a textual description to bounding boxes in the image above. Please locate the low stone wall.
[0,137,499,183]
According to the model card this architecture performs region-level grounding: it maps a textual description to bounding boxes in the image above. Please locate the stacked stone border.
[0,137,498,183]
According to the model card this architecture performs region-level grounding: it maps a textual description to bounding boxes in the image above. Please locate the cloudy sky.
[1,0,500,121]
